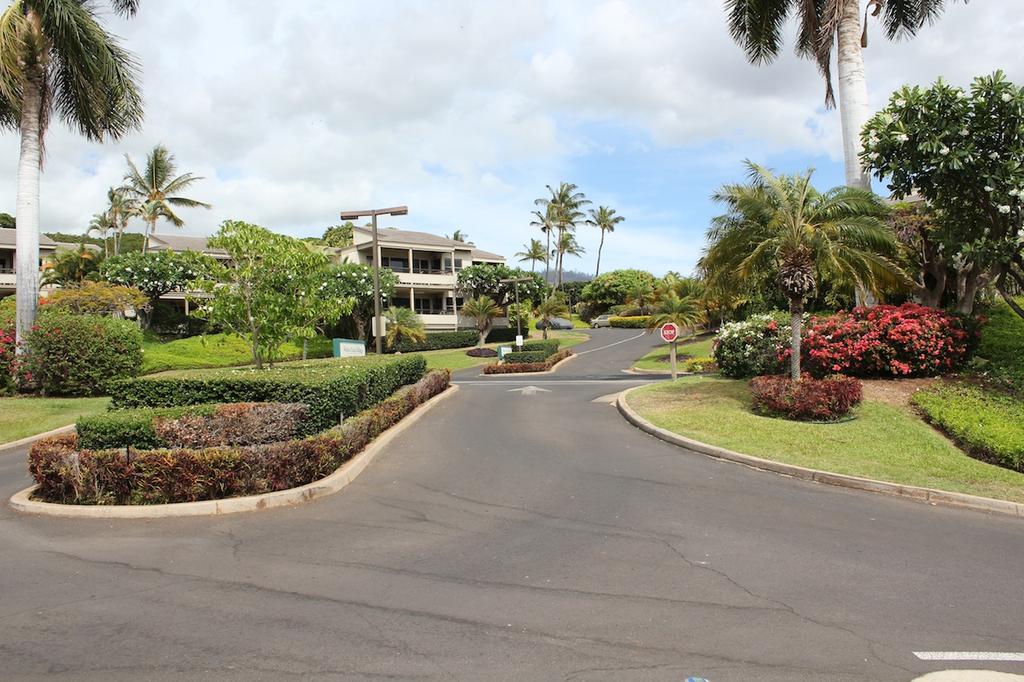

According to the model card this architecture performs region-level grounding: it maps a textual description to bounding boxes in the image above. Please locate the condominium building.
[0,229,99,298]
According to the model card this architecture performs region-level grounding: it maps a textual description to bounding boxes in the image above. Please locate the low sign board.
[333,338,366,358]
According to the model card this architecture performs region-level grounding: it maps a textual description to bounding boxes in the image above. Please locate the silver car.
[591,314,612,328]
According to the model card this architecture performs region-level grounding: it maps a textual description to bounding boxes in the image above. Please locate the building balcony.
[394,270,457,287]
[0,268,17,289]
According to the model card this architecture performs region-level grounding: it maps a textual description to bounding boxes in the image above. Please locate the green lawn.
[0,396,110,445]
[976,297,1024,390]
[141,333,332,374]
[633,334,716,370]
[626,375,1024,503]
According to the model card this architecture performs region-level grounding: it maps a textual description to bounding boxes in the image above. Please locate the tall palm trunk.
[836,0,871,191]
[595,229,605,278]
[556,225,565,289]
[15,75,44,348]
[142,217,155,253]
[788,297,804,380]
[544,230,551,285]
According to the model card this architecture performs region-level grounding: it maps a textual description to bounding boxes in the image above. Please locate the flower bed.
[483,349,573,374]
[106,355,426,433]
[29,369,451,505]
[466,347,498,358]
[714,313,791,378]
[750,374,863,422]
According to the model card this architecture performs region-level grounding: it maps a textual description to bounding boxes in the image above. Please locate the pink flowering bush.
[799,304,974,378]
[0,326,15,395]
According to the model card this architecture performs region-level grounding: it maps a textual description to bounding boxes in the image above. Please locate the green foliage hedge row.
[106,355,427,433]
[521,339,559,354]
[390,330,477,353]
[483,349,573,374]
[77,404,218,450]
[504,350,550,364]
[486,327,527,343]
[913,383,1024,472]
[21,312,143,396]
[30,370,451,505]
[609,316,649,328]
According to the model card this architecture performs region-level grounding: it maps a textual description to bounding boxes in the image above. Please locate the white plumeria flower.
[999,205,1011,214]
[960,129,969,136]
[985,185,995,192]
[894,98,905,107]
[990,151,1000,160]
[1002,93,1013,102]
[1011,189,1020,197]
[896,133,909,143]
[939,147,950,156]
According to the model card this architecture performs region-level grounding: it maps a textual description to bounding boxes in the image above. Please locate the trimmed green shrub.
[683,357,717,373]
[505,350,550,364]
[484,349,573,374]
[77,404,218,450]
[609,316,648,328]
[914,383,1024,472]
[106,355,426,433]
[390,330,477,353]
[30,369,451,505]
[20,311,143,396]
[521,339,559,354]
[486,327,528,343]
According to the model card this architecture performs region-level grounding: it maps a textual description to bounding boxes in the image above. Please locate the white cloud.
[0,0,1019,276]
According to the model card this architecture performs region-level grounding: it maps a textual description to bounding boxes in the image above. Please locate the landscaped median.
[618,376,1024,516]
[11,355,455,517]
[482,339,575,374]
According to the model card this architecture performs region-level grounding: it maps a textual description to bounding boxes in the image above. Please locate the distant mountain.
[542,269,592,284]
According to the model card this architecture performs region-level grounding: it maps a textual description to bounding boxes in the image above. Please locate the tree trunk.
[15,74,44,349]
[595,230,605,278]
[836,0,872,190]
[956,264,984,315]
[142,217,155,254]
[789,298,803,380]
[544,230,551,285]
[302,338,308,361]
[542,324,548,340]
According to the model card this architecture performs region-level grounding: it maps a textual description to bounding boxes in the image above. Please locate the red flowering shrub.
[750,374,862,421]
[799,304,974,378]
[0,326,15,394]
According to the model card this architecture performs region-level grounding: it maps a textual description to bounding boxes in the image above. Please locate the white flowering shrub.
[713,312,791,378]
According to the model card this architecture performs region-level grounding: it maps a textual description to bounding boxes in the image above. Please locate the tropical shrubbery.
[801,304,974,378]
[30,369,451,505]
[390,330,477,353]
[750,374,863,422]
[714,313,790,378]
[483,349,573,374]
[19,312,143,396]
[608,316,648,328]
[107,354,426,433]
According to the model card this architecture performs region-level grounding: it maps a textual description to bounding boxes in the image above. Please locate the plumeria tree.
[103,249,215,327]
[192,221,337,368]
[328,262,398,340]
[456,263,545,308]
[861,71,1024,319]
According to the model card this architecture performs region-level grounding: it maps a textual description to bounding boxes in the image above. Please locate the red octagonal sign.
[660,322,679,343]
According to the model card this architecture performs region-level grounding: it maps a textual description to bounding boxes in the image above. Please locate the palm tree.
[123,144,211,252]
[625,281,657,316]
[1,0,144,344]
[585,206,624,278]
[384,306,427,350]
[87,213,114,257]
[535,183,589,289]
[530,205,558,284]
[646,292,704,333]
[725,0,963,190]
[447,229,468,243]
[701,162,905,379]
[105,186,136,256]
[461,295,501,347]
[534,294,569,341]
[41,246,101,286]
[515,238,547,273]
[554,231,585,271]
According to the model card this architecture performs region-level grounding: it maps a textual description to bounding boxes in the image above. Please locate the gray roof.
[471,248,504,261]
[353,226,474,249]
[0,229,57,248]
[148,233,228,256]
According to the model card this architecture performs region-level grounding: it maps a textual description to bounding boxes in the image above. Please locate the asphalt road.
[1,329,1022,681]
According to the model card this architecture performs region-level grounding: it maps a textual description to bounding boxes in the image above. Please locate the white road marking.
[574,331,647,355]
[913,652,1024,662]
[507,386,551,395]
[456,379,658,385]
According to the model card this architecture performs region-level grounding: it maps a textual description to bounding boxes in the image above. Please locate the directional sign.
[660,322,680,343]
[507,386,551,396]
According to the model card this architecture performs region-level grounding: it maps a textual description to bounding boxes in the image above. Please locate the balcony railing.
[386,265,454,275]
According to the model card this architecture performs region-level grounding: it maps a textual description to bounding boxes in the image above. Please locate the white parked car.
[591,314,612,328]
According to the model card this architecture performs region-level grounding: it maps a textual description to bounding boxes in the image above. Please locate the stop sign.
[660,322,679,343]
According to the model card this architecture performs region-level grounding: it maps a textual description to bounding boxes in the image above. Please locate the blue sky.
[0,1,1019,277]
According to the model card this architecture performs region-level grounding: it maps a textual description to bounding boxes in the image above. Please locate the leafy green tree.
[447,229,468,243]
[535,183,590,288]
[384,307,426,349]
[725,0,963,190]
[47,281,148,317]
[104,249,217,328]
[701,162,905,379]
[534,294,569,340]
[515,238,547,273]
[861,71,1024,319]
[580,269,657,311]
[456,263,545,308]
[321,222,355,248]
[461,295,501,347]
[193,221,338,368]
[585,206,624,278]
[327,262,399,340]
[122,144,210,251]
[41,246,101,286]
[646,292,704,332]
[1,0,144,345]
[624,281,657,316]
[0,212,14,229]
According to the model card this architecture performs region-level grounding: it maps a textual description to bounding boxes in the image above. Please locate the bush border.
[9,385,459,518]
[482,349,575,375]
[617,385,1024,519]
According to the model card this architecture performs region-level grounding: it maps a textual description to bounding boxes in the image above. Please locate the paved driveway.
[1,329,1022,681]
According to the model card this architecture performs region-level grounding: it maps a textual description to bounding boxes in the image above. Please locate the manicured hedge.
[913,383,1024,472]
[106,355,426,433]
[521,339,560,354]
[19,311,143,396]
[483,349,573,374]
[390,330,477,353]
[486,327,528,343]
[77,403,310,450]
[750,374,862,422]
[30,369,451,505]
[609,316,649,328]
[504,350,550,364]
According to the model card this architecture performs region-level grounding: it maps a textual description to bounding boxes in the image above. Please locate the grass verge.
[141,333,332,374]
[626,375,1024,503]
[976,297,1024,391]
[0,396,110,445]
[633,335,715,371]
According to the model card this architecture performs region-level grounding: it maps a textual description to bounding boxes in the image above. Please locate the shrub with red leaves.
[798,304,974,378]
[0,326,15,394]
[482,349,573,374]
[750,374,863,422]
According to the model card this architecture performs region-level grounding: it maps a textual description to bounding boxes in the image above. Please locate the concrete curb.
[0,424,76,455]
[9,385,460,519]
[616,385,1024,519]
